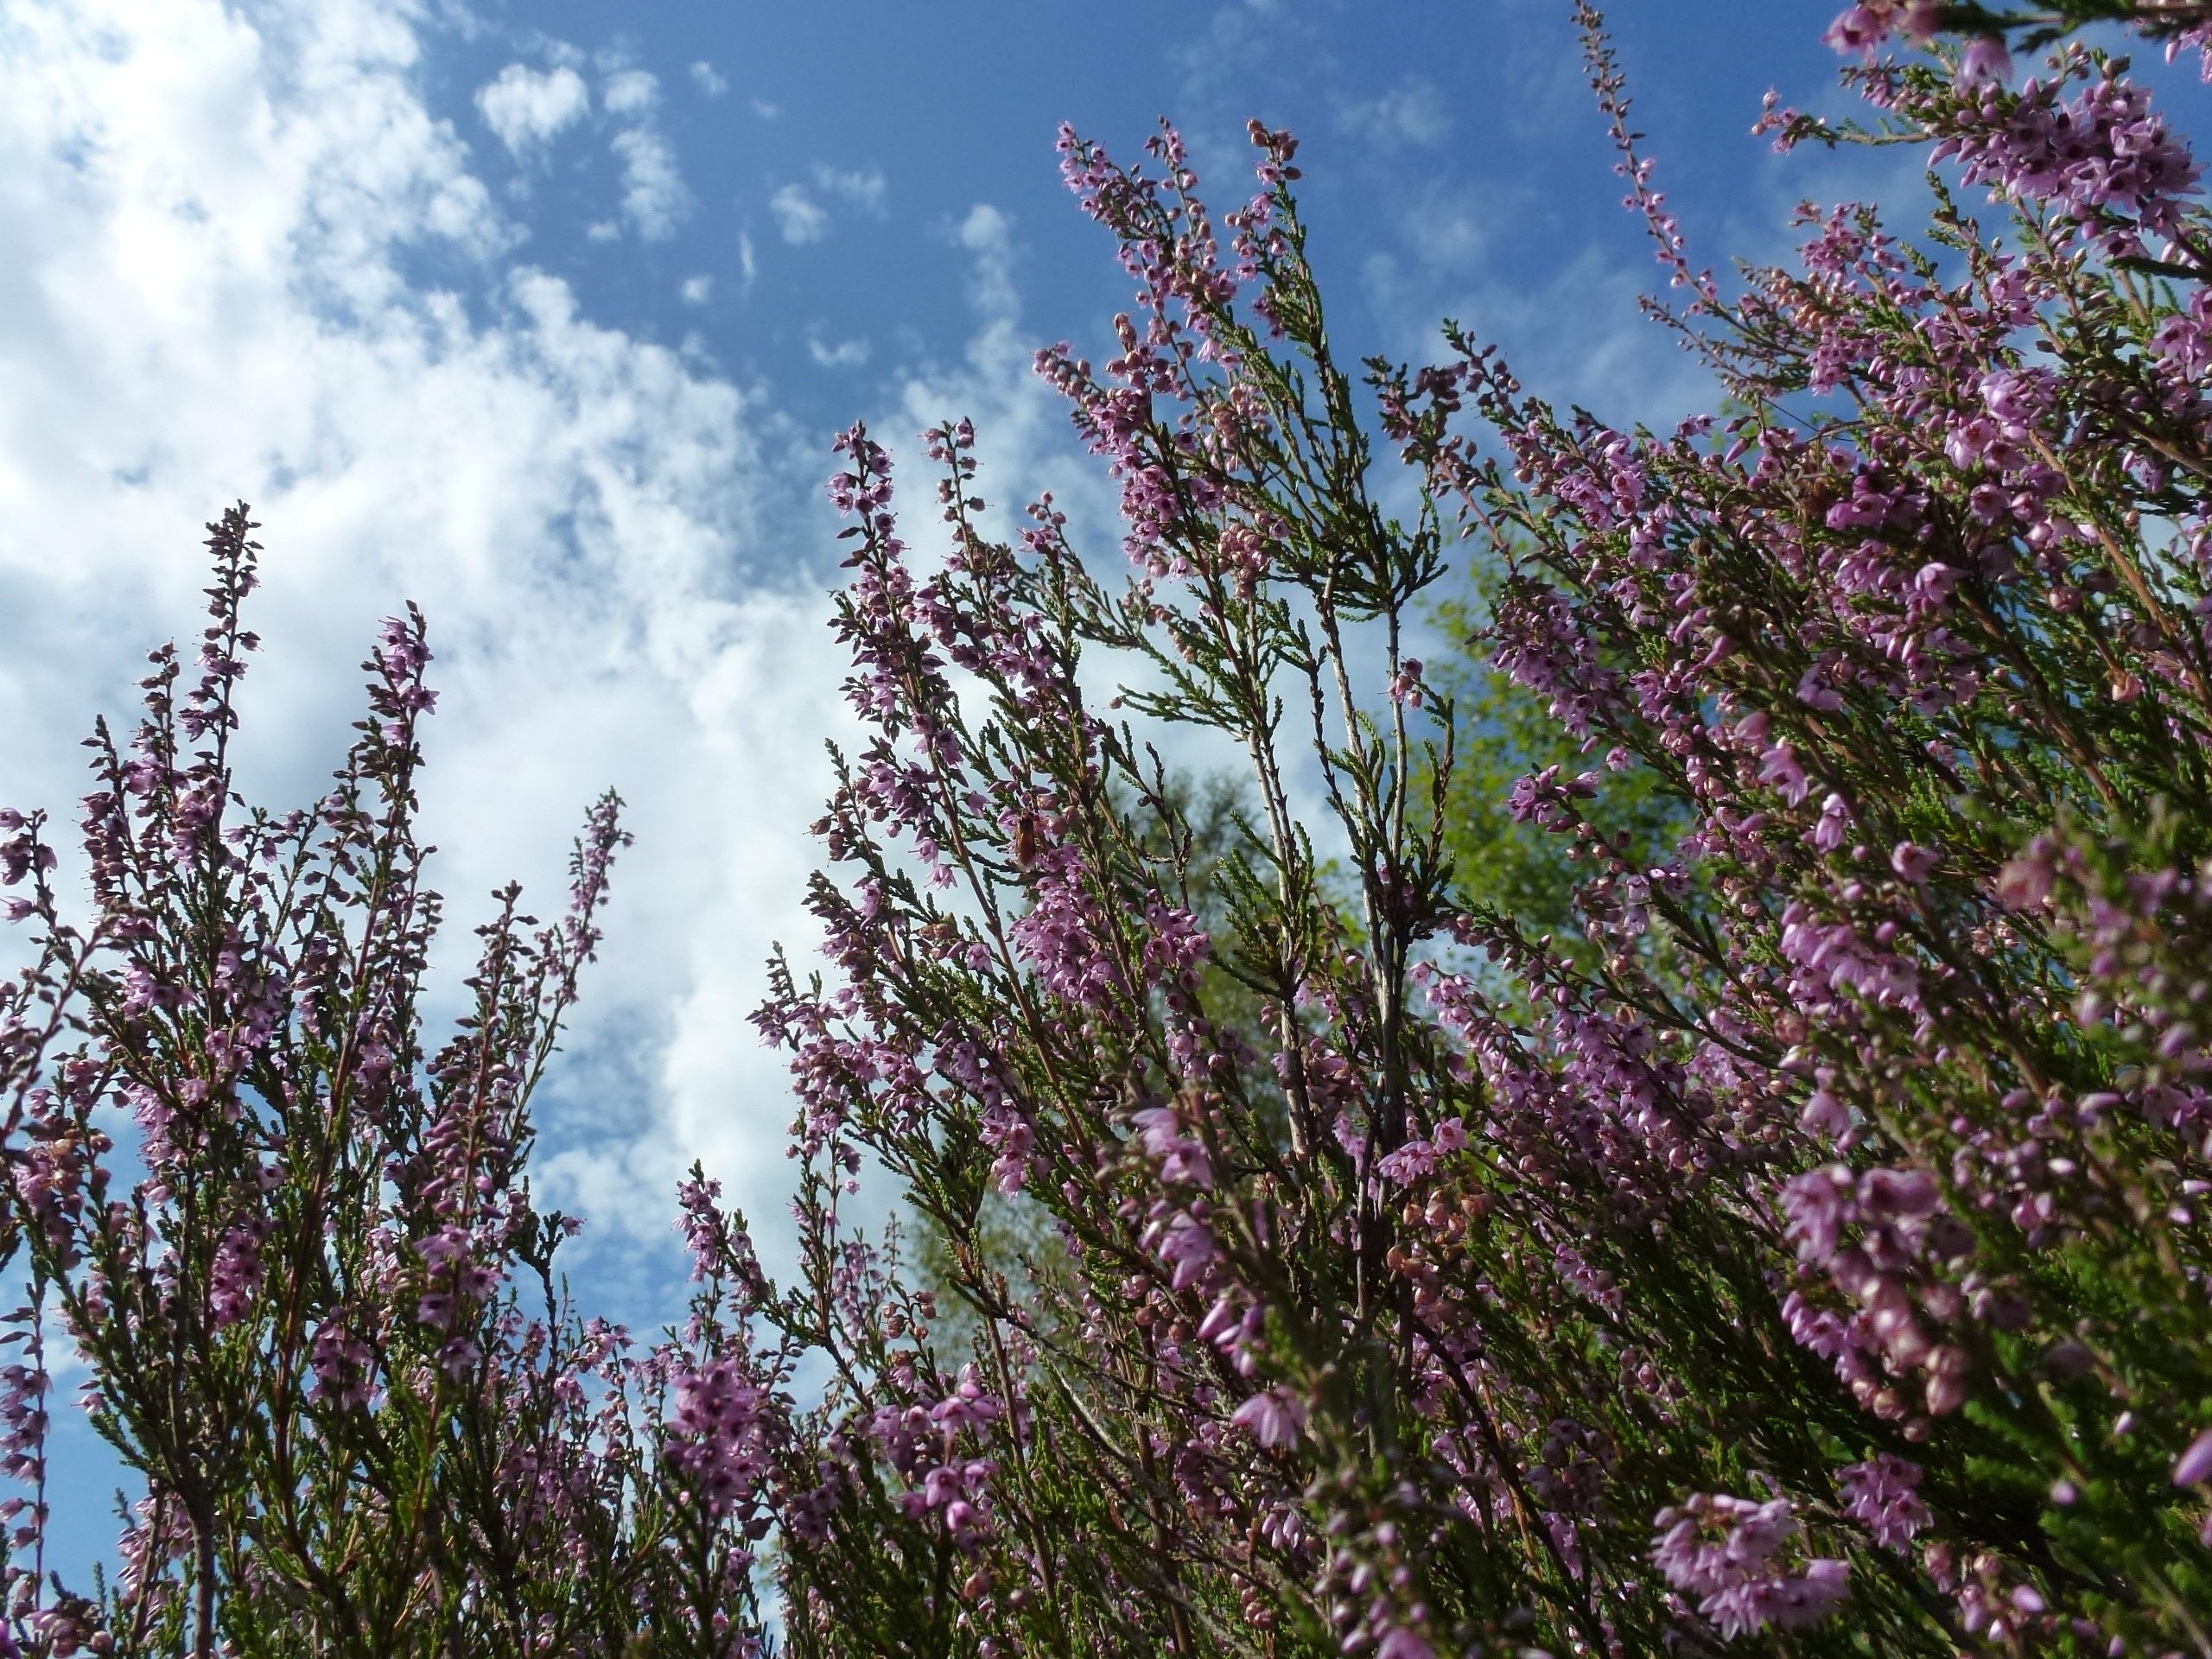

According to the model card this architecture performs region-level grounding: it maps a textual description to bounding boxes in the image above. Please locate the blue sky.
[4,0,2202,1579]
[418,2,1857,449]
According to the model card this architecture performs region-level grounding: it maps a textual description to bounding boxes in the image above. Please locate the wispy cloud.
[812,163,887,215]
[807,333,871,368]
[767,164,887,247]
[956,203,1019,323]
[769,182,829,245]
[577,67,688,241]
[613,124,687,239]
[1399,180,1489,272]
[1336,77,1451,148]
[688,60,728,97]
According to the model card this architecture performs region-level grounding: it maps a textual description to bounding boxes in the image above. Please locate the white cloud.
[0,0,855,1291]
[737,230,758,289]
[566,67,687,241]
[807,334,870,369]
[767,166,886,248]
[1337,77,1451,149]
[689,60,727,97]
[601,67,659,119]
[769,181,828,245]
[612,124,687,239]
[1401,181,1486,272]
[680,273,712,305]
[474,62,589,159]
[956,203,1018,323]
[749,97,779,120]
[812,162,886,215]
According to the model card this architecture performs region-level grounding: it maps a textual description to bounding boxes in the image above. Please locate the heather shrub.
[749,12,2212,1656]
[0,512,783,1657]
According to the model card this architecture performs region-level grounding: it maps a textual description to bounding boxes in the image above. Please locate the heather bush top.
[7,5,2212,1656]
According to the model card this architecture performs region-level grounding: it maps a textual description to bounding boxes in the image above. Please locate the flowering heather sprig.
[1573,1,1723,310]
[1650,1492,1851,1639]
[1825,0,2212,82]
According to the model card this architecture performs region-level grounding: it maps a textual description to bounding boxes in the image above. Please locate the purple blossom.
[1959,35,2014,87]
[2173,1428,2212,1487]
[1229,1388,1306,1449]
[1839,1454,1931,1548]
[1654,1493,1850,1637]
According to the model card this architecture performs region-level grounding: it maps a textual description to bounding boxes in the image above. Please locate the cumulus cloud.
[680,273,713,305]
[688,60,727,97]
[0,0,853,1296]
[475,62,590,158]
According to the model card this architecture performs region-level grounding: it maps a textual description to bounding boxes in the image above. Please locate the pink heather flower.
[1899,0,1942,39]
[1957,35,2012,86]
[2173,1428,2212,1486]
[207,1221,269,1330]
[1823,6,1889,60]
[676,1170,729,1280]
[1230,1387,1306,1448]
[1802,1069,1853,1138]
[1781,1165,1857,1264]
[1376,1138,1443,1185]
[664,1353,778,1521]
[308,1320,374,1412]
[1796,664,1846,713]
[1858,1166,1939,1221]
[1995,849,2056,909]
[1652,1493,1797,1598]
[1655,1493,1848,1637]
[1758,743,1811,804]
[1132,1106,1214,1189]
[2151,294,2212,376]
[1150,1211,1219,1290]
[1721,1558,1852,1635]
[1839,1454,1930,1549]
[1140,896,1211,988]
[982,1108,1036,1195]
[1813,793,1853,854]
[1387,658,1427,708]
